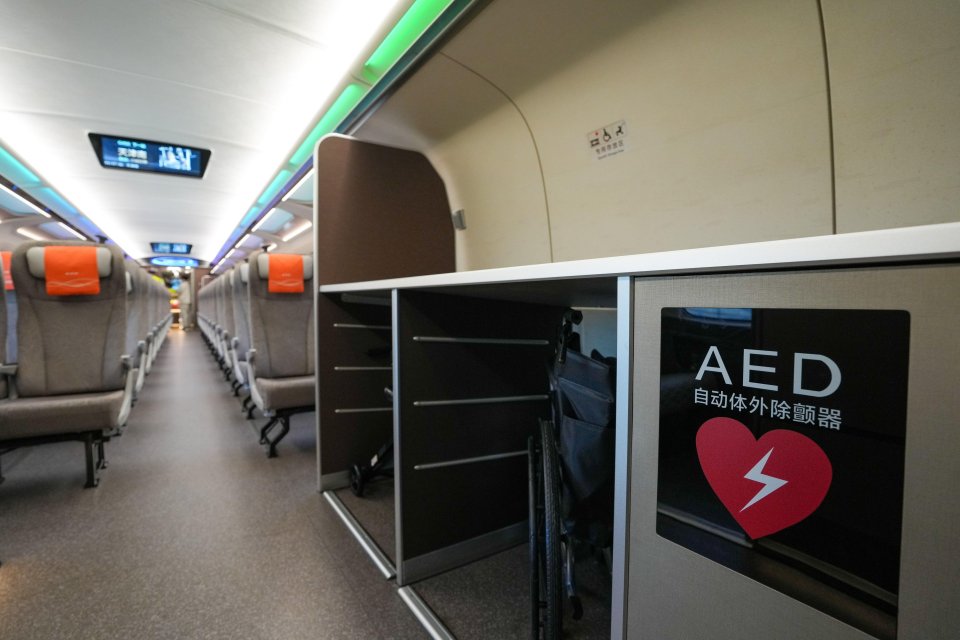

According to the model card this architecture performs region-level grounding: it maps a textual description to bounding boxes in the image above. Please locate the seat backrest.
[221,266,236,339]
[247,250,314,378]
[149,274,163,329]
[125,261,142,357]
[213,273,223,328]
[230,263,251,361]
[198,278,208,323]
[0,252,7,397]
[137,268,152,341]
[12,241,127,397]
[1,250,14,363]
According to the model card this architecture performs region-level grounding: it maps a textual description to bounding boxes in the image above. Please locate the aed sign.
[656,307,909,638]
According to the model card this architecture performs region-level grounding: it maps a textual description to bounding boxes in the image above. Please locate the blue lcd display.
[150,257,199,268]
[89,133,210,178]
[150,242,192,255]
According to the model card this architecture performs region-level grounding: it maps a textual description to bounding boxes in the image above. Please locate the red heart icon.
[696,417,832,539]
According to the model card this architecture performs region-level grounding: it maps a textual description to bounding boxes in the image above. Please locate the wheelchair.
[529,310,616,639]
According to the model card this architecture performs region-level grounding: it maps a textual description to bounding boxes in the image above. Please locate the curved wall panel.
[357,54,552,271]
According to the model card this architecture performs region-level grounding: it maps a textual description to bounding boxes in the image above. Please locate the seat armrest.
[0,363,19,399]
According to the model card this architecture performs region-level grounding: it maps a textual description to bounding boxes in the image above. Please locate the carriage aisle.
[0,329,424,640]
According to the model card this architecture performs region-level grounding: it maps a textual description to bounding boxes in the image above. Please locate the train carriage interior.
[0,1,958,639]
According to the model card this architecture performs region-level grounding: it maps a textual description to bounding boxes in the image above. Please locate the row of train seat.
[196,250,315,457]
[0,240,172,487]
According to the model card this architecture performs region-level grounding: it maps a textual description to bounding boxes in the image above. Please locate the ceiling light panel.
[0,0,409,260]
[0,183,51,217]
[281,220,312,242]
[258,209,294,235]
[281,168,315,202]
[16,227,49,241]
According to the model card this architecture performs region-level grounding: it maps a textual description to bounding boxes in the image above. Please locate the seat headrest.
[256,253,313,292]
[1,251,12,291]
[126,271,133,294]
[26,245,113,296]
[240,262,249,284]
[26,246,112,279]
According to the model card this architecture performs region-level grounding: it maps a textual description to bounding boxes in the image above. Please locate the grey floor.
[0,330,426,640]
[334,481,396,563]
[414,545,612,640]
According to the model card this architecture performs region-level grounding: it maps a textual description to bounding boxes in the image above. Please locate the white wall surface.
[823,0,960,232]
[357,0,956,270]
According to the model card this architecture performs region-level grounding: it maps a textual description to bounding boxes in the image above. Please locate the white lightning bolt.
[740,448,788,512]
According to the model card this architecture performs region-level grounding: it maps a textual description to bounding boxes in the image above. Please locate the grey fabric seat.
[2,251,17,365]
[0,390,126,438]
[246,250,315,457]
[255,375,314,409]
[145,273,167,372]
[219,266,237,380]
[230,263,252,398]
[125,262,149,399]
[197,275,214,345]
[196,275,227,373]
[0,255,8,402]
[0,241,136,487]
[134,268,154,394]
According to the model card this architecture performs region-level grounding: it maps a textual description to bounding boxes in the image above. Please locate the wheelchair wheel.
[349,463,365,497]
[540,419,563,640]
[528,436,540,640]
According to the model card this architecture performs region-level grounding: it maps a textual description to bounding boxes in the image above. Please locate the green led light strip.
[257,169,293,206]
[0,145,95,241]
[289,83,367,166]
[0,146,41,186]
[220,0,458,264]
[362,0,454,83]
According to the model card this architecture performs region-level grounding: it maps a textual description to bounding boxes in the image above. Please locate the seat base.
[0,430,107,488]
[259,406,313,458]
[0,390,124,439]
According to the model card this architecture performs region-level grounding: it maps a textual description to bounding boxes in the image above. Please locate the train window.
[657,307,909,638]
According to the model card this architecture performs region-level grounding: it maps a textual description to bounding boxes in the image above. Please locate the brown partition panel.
[314,136,455,285]
[395,290,565,583]
[317,293,393,485]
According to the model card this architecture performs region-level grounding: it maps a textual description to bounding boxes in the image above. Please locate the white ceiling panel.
[0,53,275,146]
[1,0,329,102]
[0,0,409,260]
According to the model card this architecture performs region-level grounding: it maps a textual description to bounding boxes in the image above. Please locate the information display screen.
[150,242,192,255]
[89,134,210,178]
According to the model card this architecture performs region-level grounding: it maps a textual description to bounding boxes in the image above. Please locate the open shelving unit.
[313,134,960,640]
